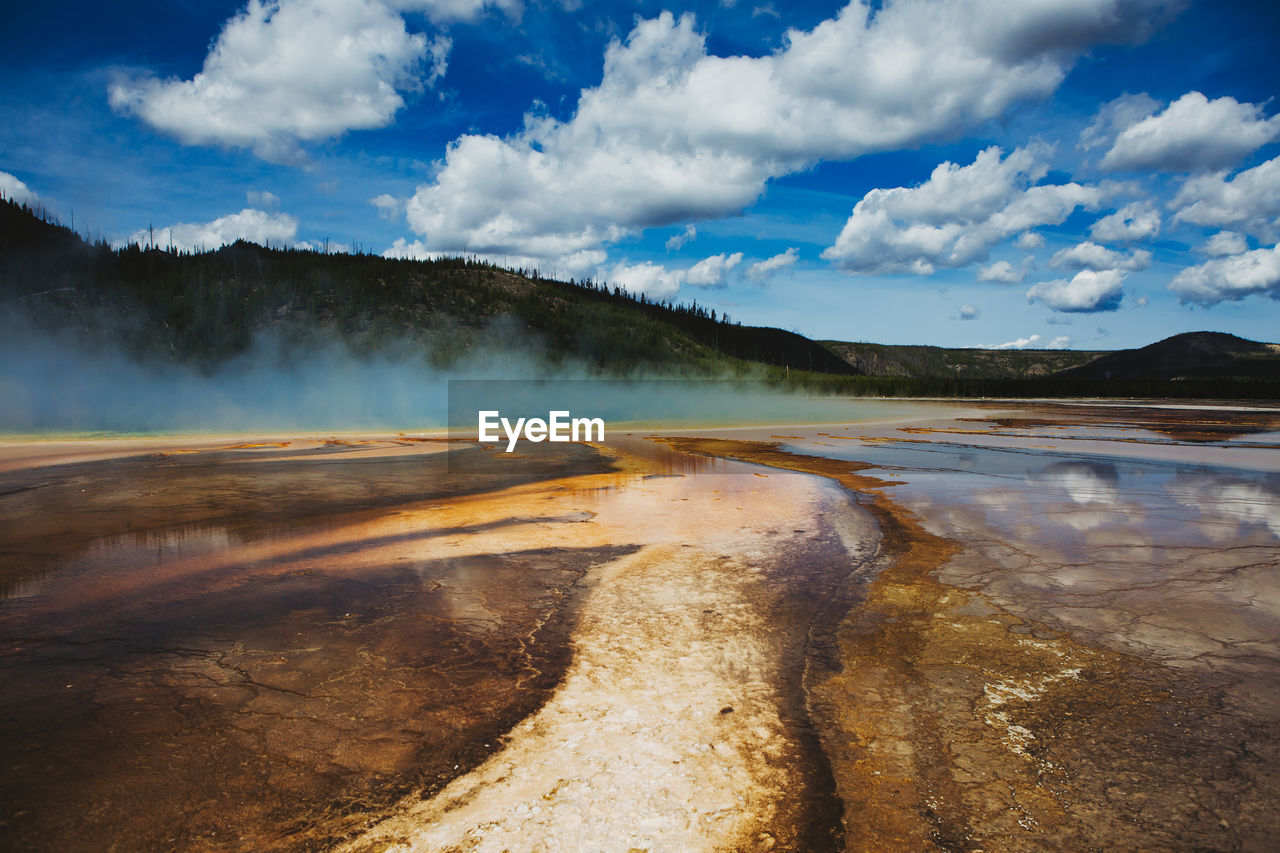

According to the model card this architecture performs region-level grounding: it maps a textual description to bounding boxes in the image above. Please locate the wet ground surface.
[2,402,1278,851]
[2,434,868,851]
[342,447,858,852]
[670,403,1280,851]
[1,439,628,850]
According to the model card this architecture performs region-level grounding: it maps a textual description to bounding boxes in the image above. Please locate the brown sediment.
[0,440,616,601]
[959,403,1280,443]
[2,436,862,852]
[0,441,629,851]
[899,423,1276,448]
[7,425,1273,850]
[959,417,1063,429]
[660,437,1273,851]
[1,544,634,852]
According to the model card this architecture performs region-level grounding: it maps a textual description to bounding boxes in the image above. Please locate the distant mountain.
[1056,332,1280,381]
[821,340,1107,380]
[821,333,1280,386]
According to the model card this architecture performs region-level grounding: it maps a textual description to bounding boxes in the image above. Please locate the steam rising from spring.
[3,317,895,435]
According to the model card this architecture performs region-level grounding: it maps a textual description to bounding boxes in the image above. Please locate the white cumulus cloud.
[1088,200,1160,242]
[1171,154,1280,241]
[381,238,606,279]
[400,0,1170,269]
[1049,241,1151,271]
[295,239,351,254]
[1026,268,1126,313]
[603,260,684,299]
[1079,92,1161,152]
[109,0,451,161]
[665,224,697,251]
[119,208,299,251]
[986,333,1072,350]
[746,247,799,283]
[824,146,1101,274]
[1198,231,1248,257]
[1168,244,1280,305]
[0,171,38,206]
[382,237,443,260]
[958,304,979,320]
[977,260,1024,283]
[1016,231,1045,250]
[685,252,743,288]
[1100,91,1280,172]
[370,193,403,219]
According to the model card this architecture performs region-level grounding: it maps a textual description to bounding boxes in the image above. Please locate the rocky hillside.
[821,340,1108,380]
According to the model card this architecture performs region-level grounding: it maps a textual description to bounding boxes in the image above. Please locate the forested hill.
[4,199,1278,399]
[1056,331,1280,381]
[816,334,1279,397]
[0,198,853,376]
[821,340,1107,380]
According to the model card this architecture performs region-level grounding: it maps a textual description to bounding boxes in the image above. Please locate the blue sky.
[2,0,1279,349]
